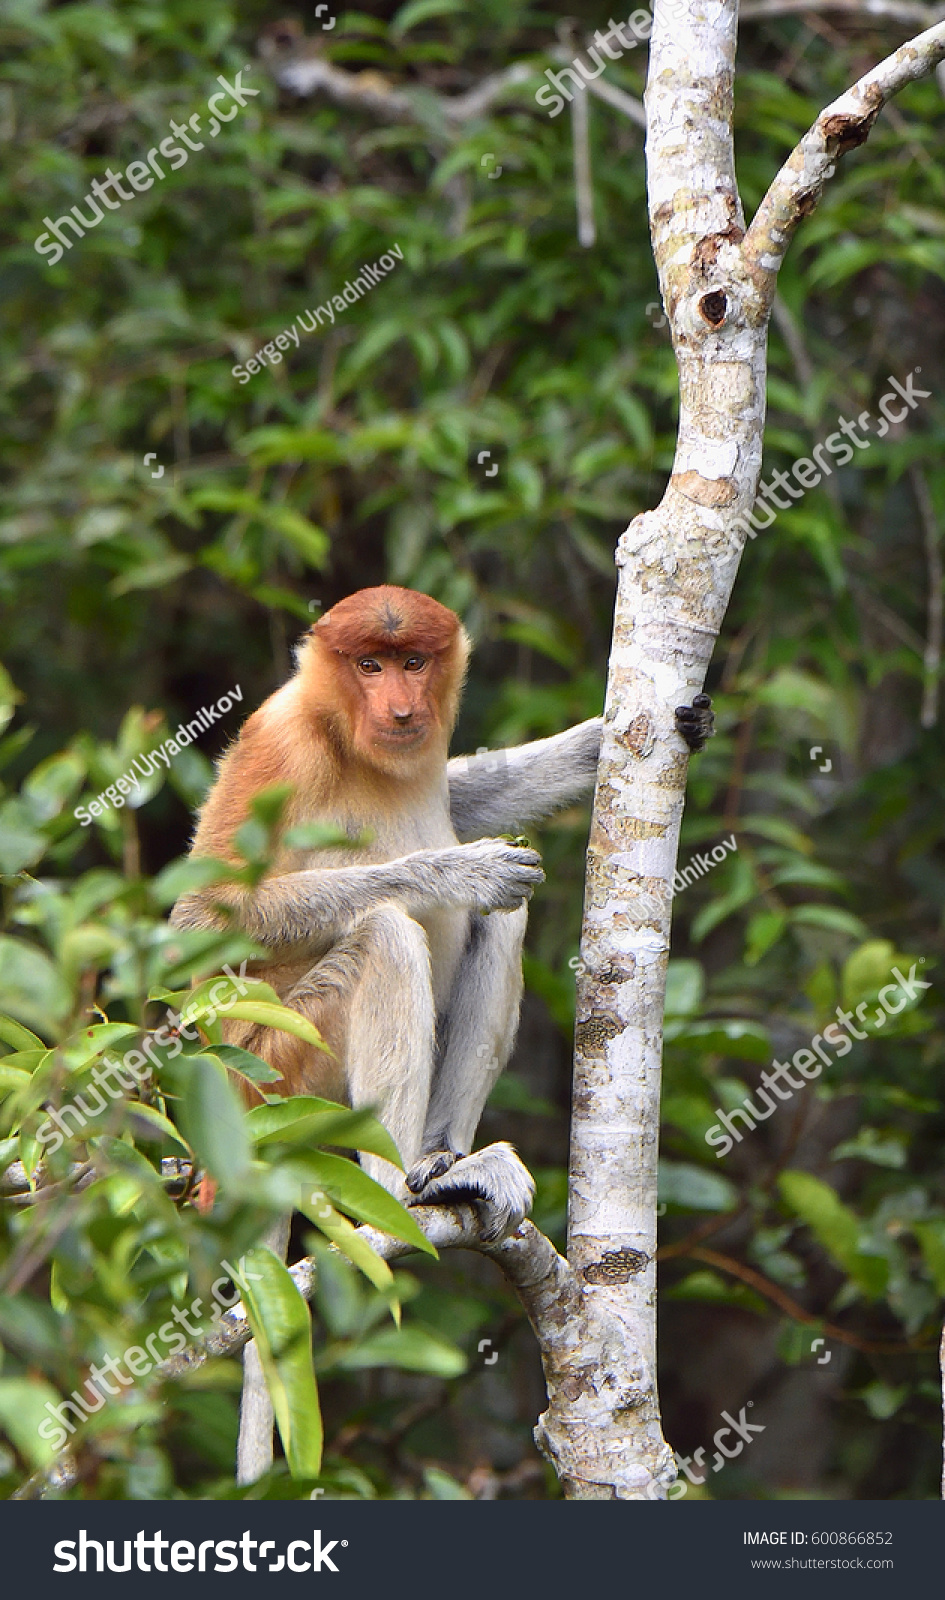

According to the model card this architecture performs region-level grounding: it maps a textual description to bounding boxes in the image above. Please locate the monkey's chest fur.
[372,800,469,1014]
[261,793,468,1023]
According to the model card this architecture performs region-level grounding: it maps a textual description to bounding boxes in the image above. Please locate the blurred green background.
[2,0,945,1499]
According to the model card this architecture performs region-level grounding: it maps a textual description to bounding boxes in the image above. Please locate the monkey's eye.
[357,657,383,675]
[403,655,427,673]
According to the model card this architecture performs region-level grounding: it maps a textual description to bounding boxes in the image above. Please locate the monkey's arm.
[169,839,542,947]
[447,718,602,842]
[447,698,715,840]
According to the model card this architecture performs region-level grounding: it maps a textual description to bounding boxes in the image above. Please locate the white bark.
[941,1323,945,1498]
[551,0,945,1499]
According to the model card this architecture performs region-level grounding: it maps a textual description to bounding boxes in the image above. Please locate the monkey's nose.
[392,709,413,724]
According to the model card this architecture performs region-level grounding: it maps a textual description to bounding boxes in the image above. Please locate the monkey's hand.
[674,693,715,752]
[406,1142,535,1243]
[429,838,544,912]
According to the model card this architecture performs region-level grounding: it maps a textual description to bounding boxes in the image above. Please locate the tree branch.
[741,0,941,24]
[571,80,596,247]
[259,35,537,130]
[580,74,647,127]
[743,18,945,280]
[910,464,943,728]
[14,1209,583,1499]
[940,1322,945,1498]
[259,25,648,135]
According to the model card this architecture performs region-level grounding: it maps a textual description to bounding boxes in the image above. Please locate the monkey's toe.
[407,1141,535,1243]
[405,1148,463,1194]
[674,693,715,752]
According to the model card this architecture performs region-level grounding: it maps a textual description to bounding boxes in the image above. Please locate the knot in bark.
[574,1014,622,1054]
[582,1247,649,1284]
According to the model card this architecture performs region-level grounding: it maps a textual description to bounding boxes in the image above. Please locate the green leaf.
[150,856,237,906]
[238,428,344,467]
[670,1019,771,1061]
[665,1271,767,1315]
[391,0,464,36]
[331,1324,466,1376]
[0,1377,72,1466]
[0,1062,31,1092]
[485,1073,556,1117]
[122,1100,191,1152]
[293,1150,436,1255]
[250,784,295,829]
[0,798,46,874]
[778,1171,887,1298]
[664,959,704,1017]
[238,1247,323,1479]
[658,1160,738,1212]
[661,1093,719,1144]
[212,1043,284,1087]
[738,814,813,854]
[422,1465,473,1499]
[224,1001,331,1053]
[913,1221,945,1294]
[840,940,900,1008]
[859,1381,908,1421]
[249,1098,402,1164]
[789,905,869,940]
[21,751,86,822]
[0,938,71,1033]
[152,976,280,1023]
[831,1128,907,1169]
[745,910,788,966]
[282,821,363,851]
[297,1191,397,1305]
[60,1023,141,1071]
[263,507,329,568]
[0,1015,44,1053]
[176,1056,252,1184]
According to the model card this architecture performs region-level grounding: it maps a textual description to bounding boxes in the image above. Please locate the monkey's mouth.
[376,725,427,744]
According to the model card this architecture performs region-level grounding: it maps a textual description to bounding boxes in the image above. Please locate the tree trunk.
[539,0,945,1499]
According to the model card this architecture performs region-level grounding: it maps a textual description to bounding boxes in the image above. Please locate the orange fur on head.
[298,586,470,770]
[316,586,463,660]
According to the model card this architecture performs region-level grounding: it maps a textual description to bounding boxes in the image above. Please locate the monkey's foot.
[405,1148,463,1193]
[406,1141,535,1243]
[674,693,715,752]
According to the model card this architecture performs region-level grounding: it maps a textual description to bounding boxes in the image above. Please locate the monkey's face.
[348,651,442,767]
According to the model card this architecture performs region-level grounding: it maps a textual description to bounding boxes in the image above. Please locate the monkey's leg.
[236,1214,291,1486]
[339,904,436,1192]
[405,907,535,1241]
[237,906,435,1192]
[233,912,432,1481]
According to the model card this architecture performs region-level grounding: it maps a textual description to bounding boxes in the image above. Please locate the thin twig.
[940,1323,945,1498]
[570,78,596,246]
[910,464,943,727]
[688,1245,933,1353]
[581,73,647,128]
[741,0,940,22]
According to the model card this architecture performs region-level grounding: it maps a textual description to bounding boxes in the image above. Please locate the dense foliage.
[1,0,944,1498]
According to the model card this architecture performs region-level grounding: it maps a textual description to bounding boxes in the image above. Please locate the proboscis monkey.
[170,585,714,1240]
